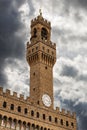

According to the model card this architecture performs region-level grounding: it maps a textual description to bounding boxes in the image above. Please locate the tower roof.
[31,10,51,29]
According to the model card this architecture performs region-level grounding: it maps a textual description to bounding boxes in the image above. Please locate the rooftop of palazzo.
[0,87,76,119]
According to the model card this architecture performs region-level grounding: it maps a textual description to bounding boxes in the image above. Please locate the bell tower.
[26,10,56,109]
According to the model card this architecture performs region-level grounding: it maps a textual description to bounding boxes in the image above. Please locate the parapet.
[55,107,76,119]
[0,87,29,103]
[31,14,51,29]
[50,41,56,49]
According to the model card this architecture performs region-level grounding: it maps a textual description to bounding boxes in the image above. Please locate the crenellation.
[56,107,60,113]
[13,91,17,98]
[50,41,56,49]
[0,87,3,95]
[26,97,30,102]
[72,112,76,119]
[61,108,66,115]
[6,89,10,95]
[66,110,71,117]
[20,94,24,101]
[31,15,51,29]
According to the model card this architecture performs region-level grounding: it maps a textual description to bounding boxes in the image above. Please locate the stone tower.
[26,10,56,109]
[0,10,77,130]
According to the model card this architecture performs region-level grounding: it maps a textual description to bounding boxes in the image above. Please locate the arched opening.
[41,127,43,130]
[41,28,48,40]
[60,119,63,125]
[18,106,21,112]
[36,112,40,118]
[32,124,35,130]
[1,116,7,127]
[33,28,37,37]
[66,121,69,126]
[7,117,12,128]
[11,119,17,129]
[3,101,7,108]
[10,104,14,110]
[24,108,28,114]
[16,120,22,130]
[31,110,34,116]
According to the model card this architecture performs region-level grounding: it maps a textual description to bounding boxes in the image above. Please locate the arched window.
[71,122,74,128]
[18,106,21,112]
[41,28,48,40]
[37,112,39,118]
[60,119,63,125]
[33,28,37,37]
[24,108,28,114]
[31,110,34,116]
[66,121,69,126]
[55,117,58,123]
[10,104,14,110]
[49,116,52,122]
[3,101,7,108]
[43,114,45,120]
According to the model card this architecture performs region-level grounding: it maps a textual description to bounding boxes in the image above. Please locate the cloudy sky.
[0,0,87,129]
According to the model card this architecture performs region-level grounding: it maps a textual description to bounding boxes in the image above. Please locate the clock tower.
[26,10,56,109]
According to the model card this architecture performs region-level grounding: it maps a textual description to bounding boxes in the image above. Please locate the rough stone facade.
[0,11,77,130]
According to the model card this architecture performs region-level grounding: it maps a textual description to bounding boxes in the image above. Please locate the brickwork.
[0,11,77,130]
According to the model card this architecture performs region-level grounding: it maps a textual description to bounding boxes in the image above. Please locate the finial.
[39,9,42,16]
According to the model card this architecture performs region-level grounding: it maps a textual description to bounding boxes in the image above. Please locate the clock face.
[42,94,51,107]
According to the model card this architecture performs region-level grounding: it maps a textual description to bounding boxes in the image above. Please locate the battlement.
[0,87,29,102]
[0,87,76,119]
[50,41,56,49]
[55,107,76,119]
[26,41,56,49]
[31,15,51,28]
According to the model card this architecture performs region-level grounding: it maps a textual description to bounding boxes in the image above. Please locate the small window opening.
[33,28,37,37]
[31,110,34,116]
[24,108,28,114]
[55,117,58,123]
[60,119,63,125]
[43,114,45,120]
[71,122,74,127]
[33,72,35,76]
[66,121,69,126]
[33,88,35,91]
[49,116,52,122]
[10,104,14,110]
[18,106,21,112]
[37,112,39,118]
[3,101,7,108]
[45,66,47,69]
[37,101,39,105]
[41,28,48,40]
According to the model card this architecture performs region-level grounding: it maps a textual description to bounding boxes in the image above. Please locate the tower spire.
[39,9,42,16]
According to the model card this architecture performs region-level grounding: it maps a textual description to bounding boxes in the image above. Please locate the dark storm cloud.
[27,0,35,16]
[78,0,87,8]
[64,0,87,8]
[0,0,27,87]
[60,64,78,78]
